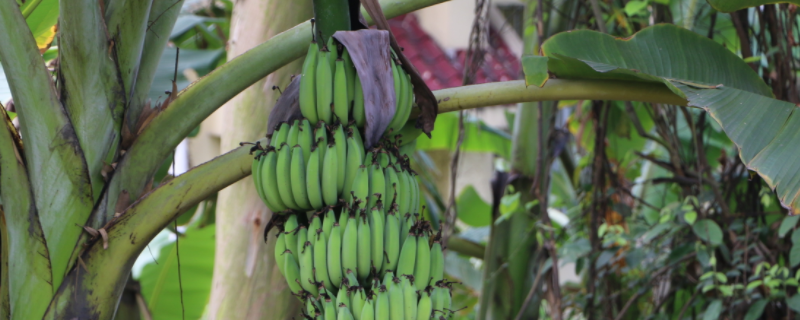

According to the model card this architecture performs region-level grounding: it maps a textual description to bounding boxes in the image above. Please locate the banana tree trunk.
[206,1,312,319]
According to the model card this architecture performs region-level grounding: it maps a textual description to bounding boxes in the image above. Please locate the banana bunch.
[275,203,454,318]
[256,34,457,319]
[298,272,456,320]
[298,39,415,137]
[252,119,365,214]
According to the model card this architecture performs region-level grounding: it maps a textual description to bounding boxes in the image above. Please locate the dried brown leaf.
[266,75,303,138]
[81,225,100,238]
[333,30,395,148]
[358,0,438,136]
[115,190,131,214]
[98,228,109,249]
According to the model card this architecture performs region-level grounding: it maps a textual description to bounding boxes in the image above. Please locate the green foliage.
[706,0,800,12]
[139,225,216,320]
[415,112,511,158]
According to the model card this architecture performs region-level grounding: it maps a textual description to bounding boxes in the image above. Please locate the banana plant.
[0,0,795,319]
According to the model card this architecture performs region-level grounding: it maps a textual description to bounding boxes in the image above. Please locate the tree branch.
[45,138,262,320]
[432,80,687,115]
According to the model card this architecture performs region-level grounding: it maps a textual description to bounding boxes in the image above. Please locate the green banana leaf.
[456,185,492,227]
[706,0,799,12]
[21,0,58,50]
[540,24,800,214]
[147,48,225,102]
[138,225,215,320]
[415,112,511,159]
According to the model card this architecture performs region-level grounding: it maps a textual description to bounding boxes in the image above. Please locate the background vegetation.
[1,0,798,319]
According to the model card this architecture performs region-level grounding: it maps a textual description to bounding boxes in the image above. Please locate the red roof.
[388,14,522,91]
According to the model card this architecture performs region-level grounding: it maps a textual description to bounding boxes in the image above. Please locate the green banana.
[333,124,347,193]
[309,214,322,245]
[252,152,266,204]
[291,146,312,209]
[322,295,338,320]
[383,270,395,291]
[297,226,308,255]
[393,72,414,139]
[316,122,328,162]
[369,205,385,273]
[305,295,317,318]
[343,133,363,203]
[274,232,287,276]
[386,60,402,135]
[384,166,400,215]
[326,37,338,65]
[388,277,405,320]
[306,145,325,210]
[396,170,411,218]
[350,287,366,320]
[414,233,431,291]
[391,66,410,139]
[342,48,356,106]
[395,120,423,147]
[328,222,344,289]
[338,209,349,240]
[377,151,389,168]
[322,208,335,241]
[314,229,334,292]
[416,289,432,320]
[401,275,417,320]
[367,163,385,211]
[364,151,374,166]
[375,286,390,320]
[441,285,452,319]
[276,144,300,209]
[334,59,349,124]
[260,149,289,213]
[316,49,333,124]
[410,172,420,215]
[342,215,359,280]
[396,232,417,277]
[383,211,401,273]
[349,165,369,209]
[283,250,303,295]
[338,303,355,320]
[400,213,414,247]
[350,126,365,161]
[353,71,365,128]
[299,42,319,123]
[360,298,375,320]
[324,294,337,320]
[270,122,289,149]
[432,283,450,318]
[284,215,299,257]
[357,211,372,281]
[300,119,314,164]
[322,142,339,207]
[429,239,444,287]
[336,285,351,311]
[344,268,360,289]
[287,119,300,148]
[301,241,319,296]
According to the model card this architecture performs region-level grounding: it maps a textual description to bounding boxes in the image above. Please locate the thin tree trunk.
[207,1,312,319]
